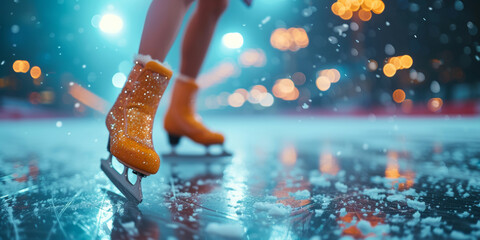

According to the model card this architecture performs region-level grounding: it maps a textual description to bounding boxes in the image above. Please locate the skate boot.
[163,74,231,159]
[101,54,172,203]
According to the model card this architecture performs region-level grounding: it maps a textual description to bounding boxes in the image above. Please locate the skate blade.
[100,154,143,204]
[161,151,232,163]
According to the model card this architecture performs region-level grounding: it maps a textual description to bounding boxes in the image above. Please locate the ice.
[1,117,480,239]
[205,222,244,239]
[407,199,426,211]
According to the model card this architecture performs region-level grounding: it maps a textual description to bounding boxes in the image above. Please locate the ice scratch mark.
[91,193,107,240]
[45,190,83,240]
[5,202,19,240]
[59,190,83,217]
[47,198,70,240]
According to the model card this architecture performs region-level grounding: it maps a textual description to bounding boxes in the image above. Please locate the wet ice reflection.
[1,118,480,239]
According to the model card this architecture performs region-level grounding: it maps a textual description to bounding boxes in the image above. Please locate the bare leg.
[180,0,229,78]
[138,0,194,62]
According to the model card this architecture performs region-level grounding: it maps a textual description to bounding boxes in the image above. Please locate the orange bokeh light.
[30,66,42,79]
[383,63,397,77]
[271,28,309,52]
[319,153,340,176]
[428,98,443,112]
[340,9,353,20]
[400,55,413,69]
[389,57,402,70]
[358,9,372,21]
[372,0,385,14]
[333,0,384,20]
[316,76,331,91]
[332,2,346,16]
[13,60,30,73]
[392,89,406,103]
[281,145,297,166]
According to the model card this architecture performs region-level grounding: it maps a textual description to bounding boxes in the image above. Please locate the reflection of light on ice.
[94,198,114,238]
[385,151,415,190]
[319,152,340,176]
[223,156,248,218]
[280,145,297,166]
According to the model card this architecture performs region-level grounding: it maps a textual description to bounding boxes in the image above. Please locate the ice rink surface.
[1,116,480,239]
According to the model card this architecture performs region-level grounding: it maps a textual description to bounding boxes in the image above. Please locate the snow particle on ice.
[457,211,470,218]
[407,199,426,211]
[363,188,386,200]
[315,209,324,217]
[56,121,62,128]
[310,175,331,187]
[387,194,406,202]
[335,182,348,193]
[289,189,311,200]
[450,230,470,240]
[205,222,244,238]
[253,202,292,217]
[421,217,442,226]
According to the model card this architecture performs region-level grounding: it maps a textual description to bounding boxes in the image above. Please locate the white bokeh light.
[112,72,126,88]
[222,32,244,49]
[99,14,123,34]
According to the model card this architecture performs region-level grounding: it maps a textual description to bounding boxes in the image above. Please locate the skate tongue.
[101,154,143,204]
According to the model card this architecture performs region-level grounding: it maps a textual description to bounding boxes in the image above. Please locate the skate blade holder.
[101,154,145,204]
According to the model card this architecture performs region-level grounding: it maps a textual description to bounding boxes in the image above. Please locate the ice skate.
[162,74,232,161]
[101,55,172,203]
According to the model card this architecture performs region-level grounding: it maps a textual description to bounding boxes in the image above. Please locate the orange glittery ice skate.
[163,75,230,157]
[101,55,172,203]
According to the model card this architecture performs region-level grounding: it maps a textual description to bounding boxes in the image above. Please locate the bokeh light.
[112,72,127,88]
[30,66,42,79]
[316,76,331,91]
[99,14,124,34]
[383,63,397,77]
[392,89,406,103]
[239,49,266,67]
[270,28,309,51]
[428,98,443,112]
[332,0,385,21]
[400,55,413,69]
[228,92,245,107]
[222,32,244,49]
[292,72,306,86]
